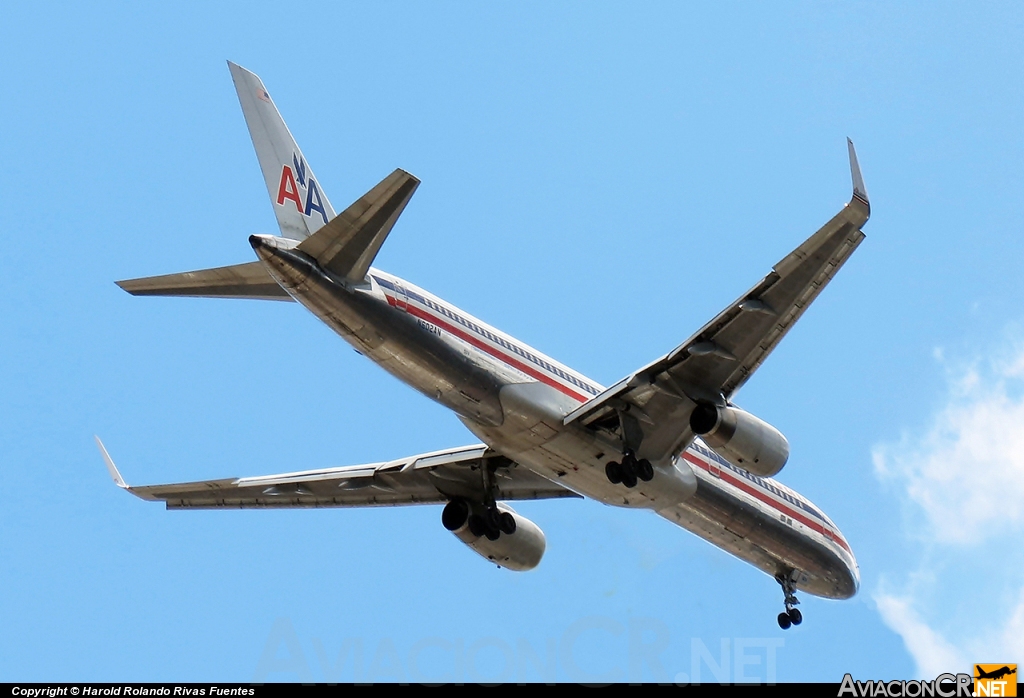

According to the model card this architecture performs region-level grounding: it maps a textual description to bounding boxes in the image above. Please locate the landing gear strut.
[775,572,803,629]
[605,450,654,488]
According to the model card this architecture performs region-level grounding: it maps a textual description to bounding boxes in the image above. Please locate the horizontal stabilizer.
[116,261,293,301]
[297,169,420,284]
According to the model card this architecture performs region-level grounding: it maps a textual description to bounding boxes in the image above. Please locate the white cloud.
[872,343,1024,676]
[988,587,1024,661]
[873,347,1024,545]
[874,593,965,678]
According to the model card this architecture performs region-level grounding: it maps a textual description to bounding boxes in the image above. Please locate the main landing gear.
[605,450,654,489]
[441,498,516,541]
[775,572,803,629]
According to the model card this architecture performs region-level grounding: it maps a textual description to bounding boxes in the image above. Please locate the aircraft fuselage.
[251,234,860,601]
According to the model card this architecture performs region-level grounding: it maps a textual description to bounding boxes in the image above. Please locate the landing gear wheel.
[787,608,802,626]
[620,455,638,488]
[621,467,638,488]
[468,514,486,537]
[477,506,504,540]
[605,461,622,484]
[486,507,503,531]
[636,458,654,482]
[777,612,792,630]
[498,511,517,535]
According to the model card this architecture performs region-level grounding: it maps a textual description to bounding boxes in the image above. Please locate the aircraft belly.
[660,473,854,599]
[349,306,508,425]
[253,239,854,599]
[266,252,509,425]
[464,424,652,508]
[461,417,697,511]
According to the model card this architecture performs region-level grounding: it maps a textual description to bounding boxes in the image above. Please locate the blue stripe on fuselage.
[687,441,826,522]
[373,275,602,397]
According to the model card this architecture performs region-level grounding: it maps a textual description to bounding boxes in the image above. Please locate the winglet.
[95,436,129,489]
[847,138,870,216]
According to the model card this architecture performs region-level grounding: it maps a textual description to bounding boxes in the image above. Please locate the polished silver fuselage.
[255,236,859,600]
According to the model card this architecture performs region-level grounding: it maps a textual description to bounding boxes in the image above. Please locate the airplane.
[98,61,868,630]
[974,666,1016,681]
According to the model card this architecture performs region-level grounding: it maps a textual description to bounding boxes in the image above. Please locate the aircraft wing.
[564,140,870,464]
[95,438,579,509]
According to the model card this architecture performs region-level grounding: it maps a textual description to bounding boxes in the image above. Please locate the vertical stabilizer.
[228,61,337,241]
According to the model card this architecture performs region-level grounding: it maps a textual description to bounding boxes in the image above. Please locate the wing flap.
[116,261,293,301]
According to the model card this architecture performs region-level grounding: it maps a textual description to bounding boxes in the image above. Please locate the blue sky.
[2,1,1023,683]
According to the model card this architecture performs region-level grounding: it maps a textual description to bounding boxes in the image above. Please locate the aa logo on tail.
[276,153,328,225]
[974,664,1017,697]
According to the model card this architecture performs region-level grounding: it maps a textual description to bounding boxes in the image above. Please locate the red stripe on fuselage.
[384,291,592,403]
[681,451,852,555]
[381,289,852,556]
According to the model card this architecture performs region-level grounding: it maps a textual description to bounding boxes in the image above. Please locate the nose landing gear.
[775,572,803,629]
[605,450,654,488]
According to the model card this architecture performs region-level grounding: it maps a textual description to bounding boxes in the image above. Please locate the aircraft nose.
[836,546,860,599]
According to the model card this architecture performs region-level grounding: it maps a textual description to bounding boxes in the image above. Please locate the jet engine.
[441,499,546,571]
[689,404,789,477]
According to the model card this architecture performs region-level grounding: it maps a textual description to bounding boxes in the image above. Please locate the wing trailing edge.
[94,439,578,509]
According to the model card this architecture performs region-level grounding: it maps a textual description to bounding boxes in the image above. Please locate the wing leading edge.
[95,438,579,509]
[565,140,871,463]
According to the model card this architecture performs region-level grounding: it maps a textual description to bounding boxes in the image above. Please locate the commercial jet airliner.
[98,62,869,629]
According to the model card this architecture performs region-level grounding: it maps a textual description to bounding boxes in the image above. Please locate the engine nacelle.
[689,404,789,477]
[441,499,546,571]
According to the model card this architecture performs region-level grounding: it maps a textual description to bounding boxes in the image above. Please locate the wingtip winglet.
[94,436,129,489]
[847,138,870,215]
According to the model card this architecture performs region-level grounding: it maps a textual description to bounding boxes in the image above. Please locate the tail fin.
[228,61,337,241]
